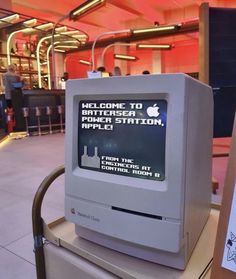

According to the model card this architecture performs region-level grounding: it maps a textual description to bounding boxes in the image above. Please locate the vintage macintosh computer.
[65,73,213,270]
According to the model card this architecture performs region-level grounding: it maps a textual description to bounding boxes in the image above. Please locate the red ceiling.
[8,0,236,43]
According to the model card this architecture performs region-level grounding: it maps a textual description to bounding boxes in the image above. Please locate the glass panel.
[20,58,30,72]
[30,59,37,72]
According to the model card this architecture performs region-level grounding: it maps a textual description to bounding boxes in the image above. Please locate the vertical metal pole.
[51,14,69,89]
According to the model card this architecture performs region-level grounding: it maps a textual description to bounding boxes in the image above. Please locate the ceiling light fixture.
[51,0,105,89]
[114,54,138,61]
[55,45,78,49]
[20,27,39,34]
[0,14,19,24]
[23,18,37,27]
[72,34,87,39]
[79,59,92,65]
[36,22,54,30]
[61,30,80,36]
[58,40,79,44]
[101,42,136,66]
[60,31,88,41]
[137,44,173,50]
[132,24,181,34]
[55,26,68,33]
[69,0,106,20]
[54,49,66,53]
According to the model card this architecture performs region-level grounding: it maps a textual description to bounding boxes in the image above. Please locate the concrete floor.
[0,133,64,279]
[0,133,228,278]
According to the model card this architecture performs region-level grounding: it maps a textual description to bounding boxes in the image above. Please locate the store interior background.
[0,0,235,201]
[0,1,235,277]
[0,0,234,80]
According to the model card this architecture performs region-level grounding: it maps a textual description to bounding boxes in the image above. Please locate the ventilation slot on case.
[112,206,162,220]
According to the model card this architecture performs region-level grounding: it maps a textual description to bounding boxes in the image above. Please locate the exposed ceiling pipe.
[67,22,199,53]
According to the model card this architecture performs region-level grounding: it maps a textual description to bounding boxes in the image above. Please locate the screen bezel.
[74,93,169,191]
[66,75,187,219]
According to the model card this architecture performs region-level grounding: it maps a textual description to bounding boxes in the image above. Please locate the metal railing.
[32,165,65,279]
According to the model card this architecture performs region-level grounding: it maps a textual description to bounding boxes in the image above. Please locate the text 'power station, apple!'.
[80,102,165,131]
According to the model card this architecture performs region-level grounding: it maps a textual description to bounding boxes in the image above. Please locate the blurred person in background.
[113,66,122,76]
[142,70,150,75]
[3,64,21,108]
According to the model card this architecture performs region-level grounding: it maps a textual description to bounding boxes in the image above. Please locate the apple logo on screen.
[146,104,160,117]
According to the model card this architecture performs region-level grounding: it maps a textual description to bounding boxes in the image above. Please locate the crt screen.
[78,100,167,181]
